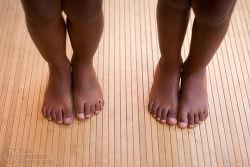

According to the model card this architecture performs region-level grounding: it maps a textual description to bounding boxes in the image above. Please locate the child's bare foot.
[42,59,73,125]
[178,65,209,128]
[72,57,104,120]
[148,58,182,125]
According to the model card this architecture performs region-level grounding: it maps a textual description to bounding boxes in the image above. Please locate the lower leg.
[178,0,236,128]
[21,0,73,124]
[149,0,190,125]
[63,0,104,120]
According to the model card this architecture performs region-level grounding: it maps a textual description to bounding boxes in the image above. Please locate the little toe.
[148,102,154,112]
[178,109,188,128]
[156,107,163,121]
[56,110,63,125]
[194,113,199,126]
[167,108,178,125]
[188,113,194,128]
[63,108,73,125]
[203,109,209,119]
[152,104,158,118]
[99,99,104,110]
[198,111,204,123]
[84,103,91,119]
[160,108,168,124]
[42,106,47,117]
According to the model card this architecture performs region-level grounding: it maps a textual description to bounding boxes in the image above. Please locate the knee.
[21,0,62,24]
[164,0,191,9]
[63,0,103,23]
[193,0,236,27]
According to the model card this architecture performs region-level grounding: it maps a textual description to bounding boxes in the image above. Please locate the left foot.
[178,65,209,128]
[72,56,104,120]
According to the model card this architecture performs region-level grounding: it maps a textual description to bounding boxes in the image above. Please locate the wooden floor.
[0,0,250,166]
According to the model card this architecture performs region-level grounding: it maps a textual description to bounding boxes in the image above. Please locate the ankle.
[48,58,71,75]
[71,54,93,67]
[182,62,206,79]
[159,57,183,70]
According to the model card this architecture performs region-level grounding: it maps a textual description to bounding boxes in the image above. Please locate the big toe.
[167,108,178,125]
[63,108,73,125]
[178,109,188,128]
[75,104,85,120]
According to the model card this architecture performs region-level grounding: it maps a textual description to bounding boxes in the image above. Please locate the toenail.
[57,121,63,124]
[168,118,177,124]
[189,125,194,128]
[199,121,202,124]
[95,111,100,114]
[156,118,160,121]
[64,118,72,124]
[153,115,156,117]
[178,122,187,128]
[161,120,166,123]
[85,115,91,118]
[195,124,198,126]
[78,113,85,119]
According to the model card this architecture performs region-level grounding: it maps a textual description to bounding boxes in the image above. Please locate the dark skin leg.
[21,0,73,125]
[148,0,191,125]
[63,0,104,120]
[178,0,236,128]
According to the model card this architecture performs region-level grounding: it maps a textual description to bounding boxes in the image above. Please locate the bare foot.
[178,65,209,128]
[148,58,182,125]
[42,59,73,125]
[72,56,104,120]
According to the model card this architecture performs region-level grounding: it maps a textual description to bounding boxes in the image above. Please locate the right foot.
[148,58,182,125]
[42,59,73,125]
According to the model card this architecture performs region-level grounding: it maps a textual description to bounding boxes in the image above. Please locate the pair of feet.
[42,56,208,128]
[42,56,104,125]
[149,58,209,128]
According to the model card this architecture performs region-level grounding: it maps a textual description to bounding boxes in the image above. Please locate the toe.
[188,113,194,128]
[156,107,163,121]
[90,104,95,116]
[95,102,101,114]
[75,104,85,120]
[152,104,158,118]
[178,109,188,128]
[198,111,204,123]
[51,111,57,122]
[46,109,52,121]
[42,106,47,117]
[148,102,154,112]
[160,108,168,124]
[167,108,178,125]
[99,99,104,110]
[56,110,63,124]
[63,108,73,125]
[194,113,199,126]
[84,103,91,119]
[203,109,208,119]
